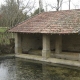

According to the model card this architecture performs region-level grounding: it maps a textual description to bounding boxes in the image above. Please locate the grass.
[0,27,8,33]
[0,27,12,44]
[0,32,12,44]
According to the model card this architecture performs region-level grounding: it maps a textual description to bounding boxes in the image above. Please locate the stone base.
[42,50,51,59]
[79,54,80,61]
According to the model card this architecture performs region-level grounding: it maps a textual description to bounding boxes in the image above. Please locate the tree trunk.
[69,0,71,10]
[57,0,59,11]
[39,0,43,13]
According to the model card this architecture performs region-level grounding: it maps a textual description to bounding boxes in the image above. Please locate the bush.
[0,38,15,54]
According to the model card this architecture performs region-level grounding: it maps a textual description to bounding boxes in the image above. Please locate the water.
[0,58,80,80]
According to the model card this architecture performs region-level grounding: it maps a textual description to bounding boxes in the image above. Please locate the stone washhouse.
[9,9,80,67]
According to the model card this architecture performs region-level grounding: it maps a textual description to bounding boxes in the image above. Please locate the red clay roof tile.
[9,9,80,34]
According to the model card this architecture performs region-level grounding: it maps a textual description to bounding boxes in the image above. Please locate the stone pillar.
[79,55,80,61]
[14,33,22,54]
[55,35,62,54]
[42,34,50,59]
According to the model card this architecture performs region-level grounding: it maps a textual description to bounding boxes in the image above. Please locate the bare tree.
[39,0,43,13]
[17,0,20,9]
[45,2,48,12]
[56,0,63,11]
[57,0,59,11]
[0,0,35,27]
[48,0,63,11]
[69,0,71,10]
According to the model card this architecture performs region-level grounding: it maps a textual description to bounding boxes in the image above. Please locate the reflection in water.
[16,58,42,80]
[0,59,16,80]
[0,58,80,80]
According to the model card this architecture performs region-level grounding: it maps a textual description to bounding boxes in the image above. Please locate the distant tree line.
[0,0,45,28]
[0,0,36,27]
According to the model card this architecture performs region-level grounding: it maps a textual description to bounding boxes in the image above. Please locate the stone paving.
[16,53,80,67]
[26,50,79,60]
[0,54,15,58]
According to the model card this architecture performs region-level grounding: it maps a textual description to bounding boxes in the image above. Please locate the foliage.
[0,0,26,27]
[31,8,44,16]
[0,32,14,54]
[0,41,14,54]
[0,32,11,44]
[0,0,34,27]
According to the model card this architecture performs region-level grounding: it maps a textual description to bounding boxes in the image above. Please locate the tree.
[0,0,35,27]
[56,0,63,11]
[39,0,43,13]
[31,8,44,16]
[0,0,25,27]
[31,0,44,16]
[48,0,63,11]
[69,0,71,10]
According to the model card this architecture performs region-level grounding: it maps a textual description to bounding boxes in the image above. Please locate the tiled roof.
[9,9,80,34]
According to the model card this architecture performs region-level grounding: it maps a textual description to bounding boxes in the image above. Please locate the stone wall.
[62,34,80,52]
[50,34,80,52]
[21,33,80,52]
[21,34,42,52]
[50,35,56,51]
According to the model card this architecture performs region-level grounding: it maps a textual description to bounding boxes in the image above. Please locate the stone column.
[14,33,22,54]
[42,34,50,59]
[55,35,62,54]
[79,55,80,61]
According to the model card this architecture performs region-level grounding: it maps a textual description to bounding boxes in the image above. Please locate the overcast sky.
[0,0,80,11]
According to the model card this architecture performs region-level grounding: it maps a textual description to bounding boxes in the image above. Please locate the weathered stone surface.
[14,33,22,54]
[42,34,50,59]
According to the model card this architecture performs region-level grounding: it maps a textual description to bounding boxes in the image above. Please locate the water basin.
[0,58,80,80]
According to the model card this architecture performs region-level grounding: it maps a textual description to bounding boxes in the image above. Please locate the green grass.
[0,27,7,33]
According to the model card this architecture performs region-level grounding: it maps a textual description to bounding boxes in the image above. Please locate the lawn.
[0,27,8,33]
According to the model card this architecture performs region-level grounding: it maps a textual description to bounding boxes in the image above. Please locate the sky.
[43,0,80,11]
[0,0,5,5]
[0,0,80,11]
